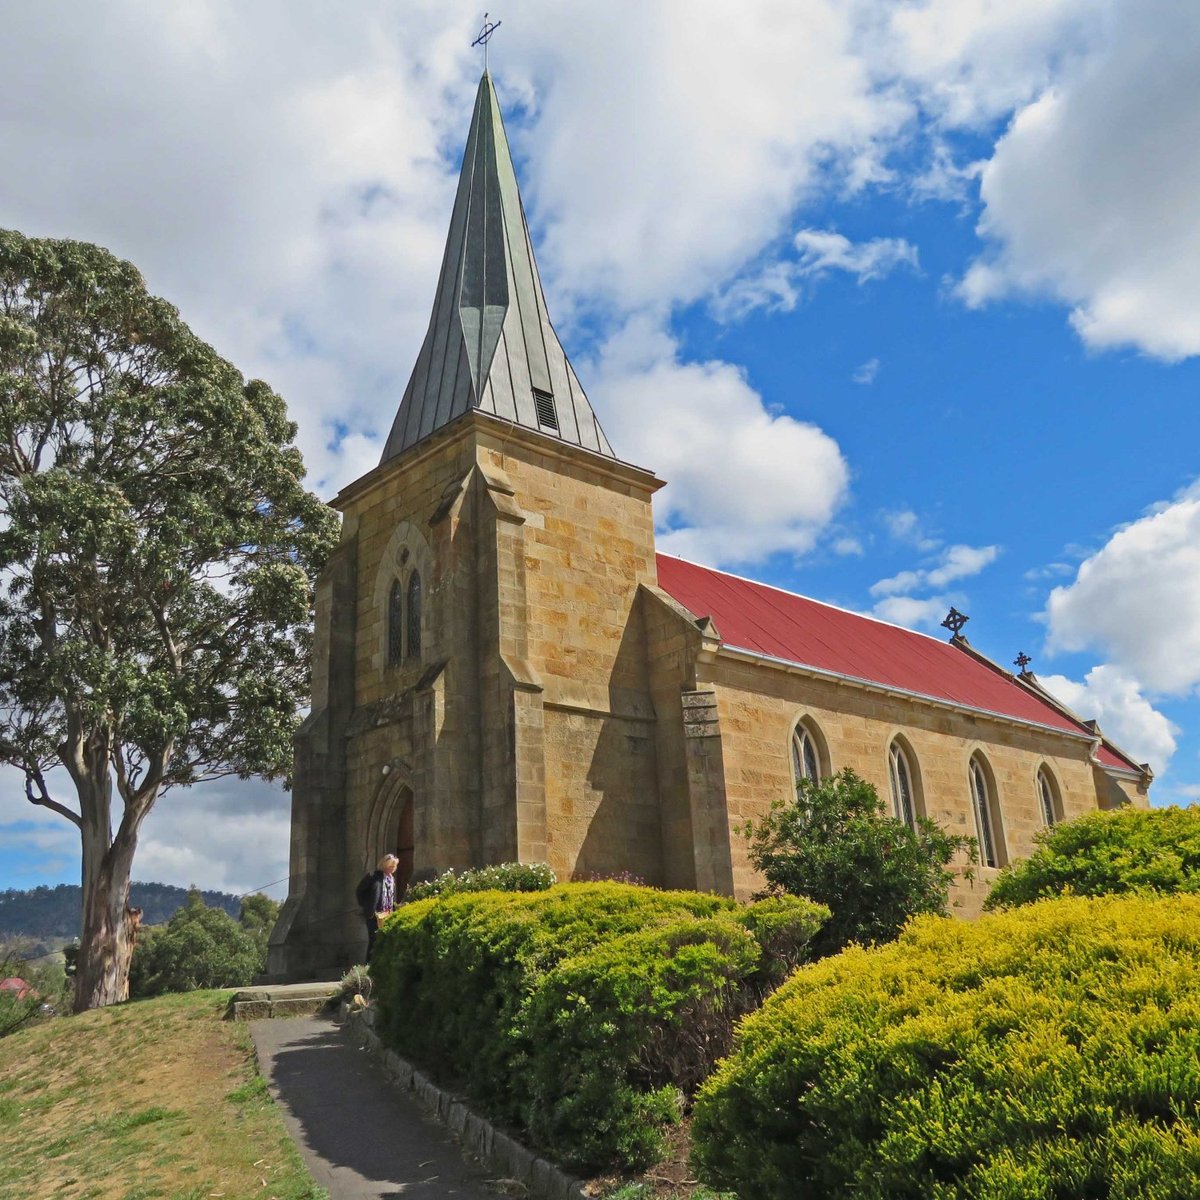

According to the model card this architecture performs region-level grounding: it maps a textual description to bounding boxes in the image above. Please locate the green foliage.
[404,861,556,901]
[744,768,975,953]
[0,229,338,1006]
[237,892,279,962]
[986,804,1200,909]
[129,889,261,997]
[372,882,827,1173]
[692,893,1200,1200]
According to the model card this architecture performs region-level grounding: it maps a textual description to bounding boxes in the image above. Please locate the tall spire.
[381,73,614,463]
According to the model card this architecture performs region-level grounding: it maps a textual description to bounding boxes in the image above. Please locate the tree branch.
[25,768,82,829]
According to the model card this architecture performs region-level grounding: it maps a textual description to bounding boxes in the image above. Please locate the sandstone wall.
[696,652,1149,913]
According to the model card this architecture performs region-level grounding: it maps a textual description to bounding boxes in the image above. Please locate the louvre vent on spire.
[381,73,614,462]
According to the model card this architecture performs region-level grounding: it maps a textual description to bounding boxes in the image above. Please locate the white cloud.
[1024,561,1075,581]
[871,543,1000,596]
[793,229,919,282]
[877,0,1103,129]
[853,357,881,384]
[1045,484,1200,695]
[711,229,917,322]
[590,318,849,568]
[881,508,941,552]
[1039,666,1178,774]
[833,536,865,557]
[134,782,291,897]
[954,1,1200,360]
[514,3,909,315]
[871,595,953,632]
[709,263,806,322]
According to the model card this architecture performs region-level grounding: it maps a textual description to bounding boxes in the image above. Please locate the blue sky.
[1,0,1197,895]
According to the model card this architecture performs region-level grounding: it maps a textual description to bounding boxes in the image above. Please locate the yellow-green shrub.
[692,894,1200,1200]
[371,883,827,1172]
[985,805,1200,909]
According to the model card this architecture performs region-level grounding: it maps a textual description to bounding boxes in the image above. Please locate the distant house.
[0,977,32,1001]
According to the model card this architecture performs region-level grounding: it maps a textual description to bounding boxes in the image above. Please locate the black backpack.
[354,872,375,910]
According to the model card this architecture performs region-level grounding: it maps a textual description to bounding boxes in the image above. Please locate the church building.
[270,73,1151,980]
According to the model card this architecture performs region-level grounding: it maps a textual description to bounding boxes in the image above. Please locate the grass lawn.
[0,990,325,1200]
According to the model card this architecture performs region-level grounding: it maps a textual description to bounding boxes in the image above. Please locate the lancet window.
[406,571,422,661]
[889,741,917,829]
[970,755,1005,868]
[1038,767,1061,827]
[386,569,423,667]
[791,720,825,794]
[387,579,404,666]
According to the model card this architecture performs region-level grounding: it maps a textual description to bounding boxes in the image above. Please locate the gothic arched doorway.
[367,768,415,899]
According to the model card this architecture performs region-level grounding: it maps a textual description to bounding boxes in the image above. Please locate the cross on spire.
[472,12,502,73]
[1014,651,1032,673]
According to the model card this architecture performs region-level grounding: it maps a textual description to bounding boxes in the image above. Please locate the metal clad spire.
[381,71,615,464]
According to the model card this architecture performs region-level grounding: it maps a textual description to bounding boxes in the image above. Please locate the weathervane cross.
[472,12,502,73]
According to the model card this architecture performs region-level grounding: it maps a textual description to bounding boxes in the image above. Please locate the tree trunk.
[74,796,143,1012]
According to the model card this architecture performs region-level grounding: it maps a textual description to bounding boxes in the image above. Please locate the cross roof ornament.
[941,607,969,638]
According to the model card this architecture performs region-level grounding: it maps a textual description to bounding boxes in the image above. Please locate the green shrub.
[129,889,261,997]
[404,860,556,901]
[372,882,827,1172]
[237,891,280,962]
[691,893,1200,1200]
[985,805,1200,909]
[744,768,976,953]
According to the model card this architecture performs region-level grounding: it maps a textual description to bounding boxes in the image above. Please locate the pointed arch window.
[387,579,404,666]
[406,571,422,661]
[1038,767,1061,827]
[970,755,1005,868]
[791,721,824,794]
[889,741,917,829]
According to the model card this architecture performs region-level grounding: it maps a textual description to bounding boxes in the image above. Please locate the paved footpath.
[251,1016,506,1200]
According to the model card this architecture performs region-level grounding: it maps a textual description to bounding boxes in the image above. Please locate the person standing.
[362,854,399,962]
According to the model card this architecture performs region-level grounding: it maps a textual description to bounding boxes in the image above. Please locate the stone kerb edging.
[340,1003,590,1200]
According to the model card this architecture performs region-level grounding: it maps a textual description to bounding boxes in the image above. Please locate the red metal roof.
[655,554,1135,771]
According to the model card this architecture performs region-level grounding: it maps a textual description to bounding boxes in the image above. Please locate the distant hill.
[0,882,243,941]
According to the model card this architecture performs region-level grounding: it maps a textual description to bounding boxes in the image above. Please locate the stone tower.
[270,73,667,979]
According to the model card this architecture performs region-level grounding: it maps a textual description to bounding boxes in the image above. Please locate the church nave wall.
[699,658,1121,914]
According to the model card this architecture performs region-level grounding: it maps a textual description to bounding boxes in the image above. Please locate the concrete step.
[228,981,340,1020]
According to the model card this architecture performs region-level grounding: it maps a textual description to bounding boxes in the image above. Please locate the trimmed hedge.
[691,893,1200,1200]
[985,805,1200,909]
[372,883,827,1172]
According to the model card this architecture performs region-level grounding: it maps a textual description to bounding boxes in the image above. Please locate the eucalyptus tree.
[0,230,339,1010]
